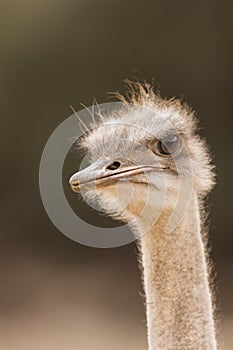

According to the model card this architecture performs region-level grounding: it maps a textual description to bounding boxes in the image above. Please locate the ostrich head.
[69,83,215,234]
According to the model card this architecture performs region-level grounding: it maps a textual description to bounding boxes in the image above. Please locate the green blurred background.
[1,0,232,349]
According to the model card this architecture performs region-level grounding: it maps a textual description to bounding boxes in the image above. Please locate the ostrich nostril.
[106,161,121,171]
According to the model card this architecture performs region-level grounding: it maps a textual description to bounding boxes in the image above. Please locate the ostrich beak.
[69,158,167,193]
[69,158,109,192]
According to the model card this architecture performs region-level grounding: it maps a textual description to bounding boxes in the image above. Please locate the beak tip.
[69,173,79,189]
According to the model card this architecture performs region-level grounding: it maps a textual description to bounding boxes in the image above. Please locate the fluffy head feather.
[81,81,215,198]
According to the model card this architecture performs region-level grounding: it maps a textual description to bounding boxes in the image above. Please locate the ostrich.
[69,82,217,350]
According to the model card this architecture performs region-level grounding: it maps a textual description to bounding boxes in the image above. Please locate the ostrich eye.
[153,134,181,156]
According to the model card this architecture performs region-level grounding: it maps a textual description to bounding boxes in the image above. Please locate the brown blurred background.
[1,0,232,349]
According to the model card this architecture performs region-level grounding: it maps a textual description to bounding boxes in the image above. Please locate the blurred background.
[1,0,232,349]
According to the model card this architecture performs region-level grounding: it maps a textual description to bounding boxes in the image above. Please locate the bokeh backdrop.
[1,0,232,349]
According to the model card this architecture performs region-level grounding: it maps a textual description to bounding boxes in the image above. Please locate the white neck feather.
[137,193,217,350]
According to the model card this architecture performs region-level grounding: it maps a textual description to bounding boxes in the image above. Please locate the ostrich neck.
[137,193,217,350]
